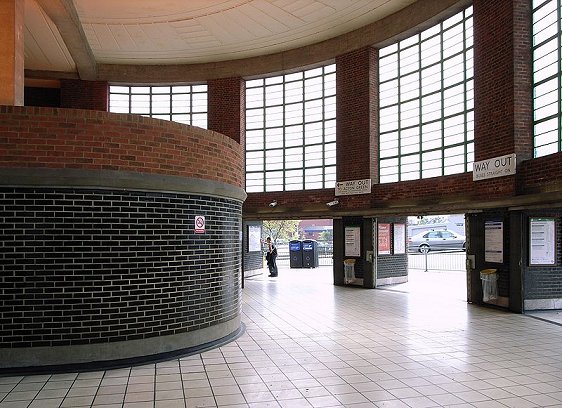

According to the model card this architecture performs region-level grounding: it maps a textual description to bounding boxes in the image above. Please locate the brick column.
[207,77,246,144]
[473,0,533,162]
[0,0,24,106]
[336,47,378,183]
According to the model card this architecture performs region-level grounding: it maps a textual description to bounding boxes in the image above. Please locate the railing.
[267,247,465,271]
[408,251,466,271]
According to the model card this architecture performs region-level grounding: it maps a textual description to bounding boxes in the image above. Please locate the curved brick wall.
[0,106,245,369]
[0,106,243,188]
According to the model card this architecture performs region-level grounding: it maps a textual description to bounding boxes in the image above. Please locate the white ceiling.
[23,0,416,77]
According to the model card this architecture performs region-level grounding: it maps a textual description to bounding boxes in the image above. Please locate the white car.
[407,230,466,253]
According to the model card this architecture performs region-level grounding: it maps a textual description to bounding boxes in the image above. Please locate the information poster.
[485,221,503,263]
[345,227,361,257]
[393,223,406,254]
[530,218,556,265]
[378,223,391,255]
[248,225,262,252]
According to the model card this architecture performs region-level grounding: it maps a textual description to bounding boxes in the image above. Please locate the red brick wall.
[336,47,377,182]
[473,0,533,162]
[208,77,246,189]
[60,80,108,111]
[473,0,515,160]
[207,77,245,144]
[513,0,533,161]
[0,106,244,187]
[243,189,335,216]
[472,0,535,199]
[518,152,562,194]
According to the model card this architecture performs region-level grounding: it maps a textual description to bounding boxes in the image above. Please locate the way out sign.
[473,153,516,181]
[194,215,205,234]
[335,178,372,196]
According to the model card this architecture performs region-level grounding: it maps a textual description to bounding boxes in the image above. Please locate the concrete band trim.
[0,168,247,202]
[0,316,241,370]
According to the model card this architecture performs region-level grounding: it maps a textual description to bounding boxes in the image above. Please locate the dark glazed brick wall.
[243,221,264,272]
[524,213,562,300]
[376,217,408,280]
[0,188,242,348]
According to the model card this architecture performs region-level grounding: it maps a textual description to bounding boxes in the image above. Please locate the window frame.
[245,64,337,193]
[378,6,474,184]
[108,84,208,128]
[531,0,562,157]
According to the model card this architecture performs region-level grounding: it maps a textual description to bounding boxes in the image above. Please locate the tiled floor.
[1,266,562,407]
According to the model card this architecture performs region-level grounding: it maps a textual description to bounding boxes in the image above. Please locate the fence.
[408,251,466,271]
[269,247,465,271]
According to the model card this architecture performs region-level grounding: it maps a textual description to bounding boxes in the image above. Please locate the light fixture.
[326,199,339,207]
[269,200,277,207]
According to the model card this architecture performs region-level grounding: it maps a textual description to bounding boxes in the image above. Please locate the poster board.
[485,221,503,263]
[345,227,361,257]
[393,223,406,254]
[248,225,262,252]
[529,218,556,265]
[378,223,391,255]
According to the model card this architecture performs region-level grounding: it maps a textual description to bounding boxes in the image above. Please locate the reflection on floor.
[1,266,562,407]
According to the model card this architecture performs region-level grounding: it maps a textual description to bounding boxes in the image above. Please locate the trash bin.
[302,239,319,268]
[289,240,303,268]
[480,269,498,302]
[344,259,356,284]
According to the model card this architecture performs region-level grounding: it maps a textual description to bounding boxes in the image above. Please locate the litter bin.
[289,240,303,268]
[302,239,319,268]
[480,269,498,302]
[344,259,356,284]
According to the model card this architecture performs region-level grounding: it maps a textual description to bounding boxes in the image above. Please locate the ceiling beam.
[35,0,97,80]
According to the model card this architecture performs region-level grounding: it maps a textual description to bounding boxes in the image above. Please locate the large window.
[378,7,474,183]
[532,0,562,157]
[245,65,336,192]
[109,85,208,128]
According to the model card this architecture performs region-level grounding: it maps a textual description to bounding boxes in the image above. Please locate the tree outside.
[262,220,300,245]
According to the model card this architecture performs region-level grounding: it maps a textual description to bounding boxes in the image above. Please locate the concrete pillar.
[0,0,24,106]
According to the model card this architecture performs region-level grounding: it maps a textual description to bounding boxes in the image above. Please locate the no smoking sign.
[194,215,205,234]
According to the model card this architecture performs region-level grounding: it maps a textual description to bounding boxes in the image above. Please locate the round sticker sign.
[194,215,205,234]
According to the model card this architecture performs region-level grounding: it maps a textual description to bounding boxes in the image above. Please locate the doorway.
[384,214,468,301]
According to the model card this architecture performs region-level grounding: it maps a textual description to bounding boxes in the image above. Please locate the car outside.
[407,230,466,253]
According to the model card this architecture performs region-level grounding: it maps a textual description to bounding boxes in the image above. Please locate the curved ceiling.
[24,0,417,79]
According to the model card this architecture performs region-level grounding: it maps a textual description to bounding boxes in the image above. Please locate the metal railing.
[408,251,466,271]
[266,247,465,271]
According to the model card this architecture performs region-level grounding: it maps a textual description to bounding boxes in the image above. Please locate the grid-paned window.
[245,65,336,192]
[378,7,474,183]
[109,85,208,128]
[532,0,562,157]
